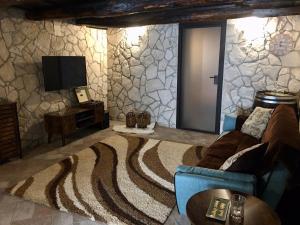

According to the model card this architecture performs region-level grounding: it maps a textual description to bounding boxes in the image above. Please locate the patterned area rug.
[7,134,202,225]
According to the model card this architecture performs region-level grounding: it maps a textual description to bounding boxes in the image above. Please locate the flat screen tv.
[42,56,87,91]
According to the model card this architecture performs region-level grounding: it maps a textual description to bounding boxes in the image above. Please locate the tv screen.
[42,56,87,91]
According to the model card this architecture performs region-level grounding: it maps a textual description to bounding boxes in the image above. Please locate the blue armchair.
[174,114,292,215]
[174,162,290,215]
[174,165,256,214]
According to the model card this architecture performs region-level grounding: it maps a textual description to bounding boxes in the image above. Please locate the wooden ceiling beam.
[4,0,300,27]
[0,0,44,7]
[76,5,300,28]
[25,0,243,20]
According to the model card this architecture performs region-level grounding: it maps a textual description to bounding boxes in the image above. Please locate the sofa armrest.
[176,165,256,183]
[175,165,256,215]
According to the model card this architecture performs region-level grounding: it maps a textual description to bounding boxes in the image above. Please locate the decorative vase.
[126,111,136,128]
[144,111,151,125]
[137,111,151,128]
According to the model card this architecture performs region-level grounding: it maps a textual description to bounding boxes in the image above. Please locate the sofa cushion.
[235,115,248,131]
[220,143,268,174]
[261,105,300,172]
[241,107,273,139]
[197,131,260,169]
[223,114,237,132]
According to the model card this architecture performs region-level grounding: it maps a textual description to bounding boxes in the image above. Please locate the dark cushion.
[235,115,248,131]
[197,131,259,169]
[261,105,300,172]
[223,143,268,174]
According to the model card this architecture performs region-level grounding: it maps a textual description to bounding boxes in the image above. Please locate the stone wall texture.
[222,16,300,124]
[107,25,178,128]
[2,8,300,149]
[0,9,107,149]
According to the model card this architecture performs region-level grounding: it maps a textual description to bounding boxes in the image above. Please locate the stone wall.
[107,25,178,127]
[0,9,107,149]
[3,9,299,147]
[222,16,300,125]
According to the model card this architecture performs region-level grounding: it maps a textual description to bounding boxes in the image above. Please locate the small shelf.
[44,101,104,146]
[76,119,95,129]
[76,115,95,123]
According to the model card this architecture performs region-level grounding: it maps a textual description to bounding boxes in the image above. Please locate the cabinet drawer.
[0,104,14,111]
[0,125,15,134]
[0,150,18,161]
[0,102,21,162]
[0,140,18,157]
[0,111,14,120]
[0,138,17,146]
[0,146,19,157]
[0,118,15,129]
[0,131,16,142]
[62,116,77,134]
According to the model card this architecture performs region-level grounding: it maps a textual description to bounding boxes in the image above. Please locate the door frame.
[176,21,227,134]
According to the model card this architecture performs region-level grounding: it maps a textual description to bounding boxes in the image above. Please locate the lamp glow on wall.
[233,16,268,41]
[126,26,147,45]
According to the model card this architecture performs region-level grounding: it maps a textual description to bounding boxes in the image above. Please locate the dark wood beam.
[25,0,243,20]
[0,0,43,7]
[76,5,300,28]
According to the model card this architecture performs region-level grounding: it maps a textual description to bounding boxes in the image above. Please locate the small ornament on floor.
[137,111,151,128]
[126,111,137,128]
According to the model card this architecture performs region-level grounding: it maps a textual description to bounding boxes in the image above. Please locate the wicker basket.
[137,111,151,128]
[126,111,136,128]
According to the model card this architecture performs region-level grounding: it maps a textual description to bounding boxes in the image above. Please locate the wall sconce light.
[126,26,147,45]
[234,17,268,41]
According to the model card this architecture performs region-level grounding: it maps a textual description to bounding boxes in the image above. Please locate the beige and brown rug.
[7,134,202,225]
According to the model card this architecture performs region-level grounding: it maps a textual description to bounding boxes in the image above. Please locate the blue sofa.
[175,106,297,215]
[175,162,289,214]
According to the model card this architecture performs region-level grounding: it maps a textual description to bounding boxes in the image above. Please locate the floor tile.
[10,216,52,225]
[0,197,17,225]
[52,212,73,225]
[32,205,55,218]
[13,201,36,221]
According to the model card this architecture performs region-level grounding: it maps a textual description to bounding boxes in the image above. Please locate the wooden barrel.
[254,90,299,114]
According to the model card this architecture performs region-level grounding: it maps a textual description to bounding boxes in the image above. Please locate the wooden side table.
[186,189,281,225]
[44,101,104,146]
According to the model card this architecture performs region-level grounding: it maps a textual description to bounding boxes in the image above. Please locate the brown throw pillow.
[219,143,268,174]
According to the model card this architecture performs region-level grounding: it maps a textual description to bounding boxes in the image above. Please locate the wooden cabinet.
[44,101,104,146]
[0,102,22,163]
[80,101,104,124]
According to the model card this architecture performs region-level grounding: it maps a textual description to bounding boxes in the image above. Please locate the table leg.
[62,135,66,146]
[48,133,52,143]
[19,149,22,159]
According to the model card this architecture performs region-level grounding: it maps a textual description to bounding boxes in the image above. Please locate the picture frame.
[75,86,91,103]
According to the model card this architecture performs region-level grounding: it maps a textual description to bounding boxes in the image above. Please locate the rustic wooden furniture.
[0,101,22,163]
[44,101,104,146]
[103,110,110,129]
[186,189,281,225]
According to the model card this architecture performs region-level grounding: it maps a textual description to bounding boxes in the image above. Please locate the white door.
[179,26,222,132]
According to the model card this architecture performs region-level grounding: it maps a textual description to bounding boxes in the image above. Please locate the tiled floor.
[0,121,217,225]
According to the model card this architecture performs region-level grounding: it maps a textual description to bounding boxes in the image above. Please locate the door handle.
[209,75,218,85]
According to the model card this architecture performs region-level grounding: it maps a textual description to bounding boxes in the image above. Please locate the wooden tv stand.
[44,101,104,146]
